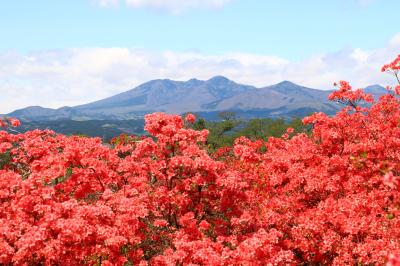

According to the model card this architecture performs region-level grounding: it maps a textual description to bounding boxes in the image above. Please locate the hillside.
[6,77,387,121]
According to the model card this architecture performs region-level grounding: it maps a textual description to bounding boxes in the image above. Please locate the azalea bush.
[1,56,400,265]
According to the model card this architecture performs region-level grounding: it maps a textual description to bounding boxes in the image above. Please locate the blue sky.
[0,0,399,112]
[1,0,398,59]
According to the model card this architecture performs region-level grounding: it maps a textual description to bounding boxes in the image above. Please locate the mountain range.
[7,76,387,122]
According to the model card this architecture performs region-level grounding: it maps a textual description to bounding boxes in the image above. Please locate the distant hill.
[6,77,388,121]
[12,119,145,141]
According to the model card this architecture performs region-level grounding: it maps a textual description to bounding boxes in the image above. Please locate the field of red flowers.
[1,55,400,265]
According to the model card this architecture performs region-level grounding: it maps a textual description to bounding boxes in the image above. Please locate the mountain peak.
[275,80,298,86]
[364,84,387,95]
[185,78,203,86]
[364,84,385,90]
[7,76,386,122]
[207,76,233,85]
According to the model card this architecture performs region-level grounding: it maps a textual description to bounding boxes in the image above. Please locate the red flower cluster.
[185,113,196,124]
[382,55,400,92]
[1,56,400,265]
[0,117,20,128]
[382,54,400,73]
[329,80,373,108]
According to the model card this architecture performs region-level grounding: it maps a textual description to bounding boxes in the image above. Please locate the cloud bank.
[93,0,232,13]
[0,33,399,113]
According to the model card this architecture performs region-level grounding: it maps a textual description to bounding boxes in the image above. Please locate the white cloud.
[356,0,377,6]
[0,33,399,113]
[389,32,400,47]
[93,0,232,13]
[92,0,119,8]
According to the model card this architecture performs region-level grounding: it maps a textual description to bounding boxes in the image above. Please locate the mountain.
[6,77,388,121]
[8,106,76,121]
[13,119,145,141]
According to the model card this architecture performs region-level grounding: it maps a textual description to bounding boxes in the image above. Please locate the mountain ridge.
[6,76,388,121]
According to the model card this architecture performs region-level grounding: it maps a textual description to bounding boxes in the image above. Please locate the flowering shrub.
[185,113,196,124]
[0,117,20,128]
[1,56,400,265]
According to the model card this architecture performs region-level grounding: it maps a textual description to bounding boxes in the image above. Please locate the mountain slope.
[6,77,388,121]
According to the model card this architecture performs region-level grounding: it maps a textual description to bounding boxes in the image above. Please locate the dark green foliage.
[46,166,73,186]
[191,112,311,150]
[0,151,12,169]
[192,118,206,131]
[14,119,145,141]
